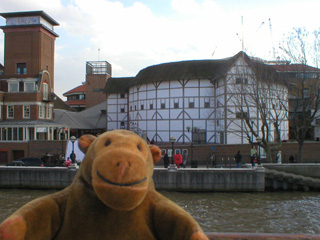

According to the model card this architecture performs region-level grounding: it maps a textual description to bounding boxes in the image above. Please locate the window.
[46,106,51,119]
[120,105,125,113]
[7,106,14,118]
[43,83,48,100]
[235,77,248,84]
[150,103,153,110]
[160,99,166,109]
[17,63,27,74]
[120,93,125,98]
[23,105,30,118]
[24,82,35,92]
[8,82,19,92]
[189,98,195,108]
[120,122,125,129]
[39,105,45,118]
[174,99,179,109]
[141,104,144,110]
[130,106,133,111]
[204,98,210,108]
[236,111,248,119]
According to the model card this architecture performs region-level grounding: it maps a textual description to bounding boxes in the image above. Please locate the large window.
[46,106,52,119]
[24,82,35,92]
[8,82,19,92]
[23,105,30,118]
[7,106,14,118]
[43,83,48,100]
[39,105,45,118]
[17,63,27,74]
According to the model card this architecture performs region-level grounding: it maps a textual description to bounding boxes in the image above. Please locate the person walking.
[234,151,242,168]
[182,150,188,168]
[250,146,257,167]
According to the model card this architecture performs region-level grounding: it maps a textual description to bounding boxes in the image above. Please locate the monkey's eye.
[137,145,142,151]
[105,140,111,146]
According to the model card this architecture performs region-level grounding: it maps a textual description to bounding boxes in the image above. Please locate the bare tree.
[227,58,288,162]
[279,27,320,162]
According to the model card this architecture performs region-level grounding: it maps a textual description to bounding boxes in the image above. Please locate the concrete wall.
[154,168,265,192]
[0,167,265,191]
[263,164,320,179]
[0,167,76,189]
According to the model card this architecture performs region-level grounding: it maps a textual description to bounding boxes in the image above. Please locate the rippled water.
[1,189,320,234]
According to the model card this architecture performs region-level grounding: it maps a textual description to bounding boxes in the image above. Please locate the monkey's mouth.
[96,171,147,187]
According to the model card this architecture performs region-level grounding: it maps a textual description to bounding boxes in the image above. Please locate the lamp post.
[256,136,262,166]
[186,126,198,162]
[168,136,177,171]
[70,136,77,164]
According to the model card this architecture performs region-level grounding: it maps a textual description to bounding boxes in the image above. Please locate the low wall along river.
[0,166,265,191]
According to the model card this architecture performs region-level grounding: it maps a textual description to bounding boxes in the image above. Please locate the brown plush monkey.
[0,130,208,240]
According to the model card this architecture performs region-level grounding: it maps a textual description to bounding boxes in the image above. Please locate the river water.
[1,189,320,234]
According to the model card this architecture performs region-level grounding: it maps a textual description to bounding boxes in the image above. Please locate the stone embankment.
[265,168,320,191]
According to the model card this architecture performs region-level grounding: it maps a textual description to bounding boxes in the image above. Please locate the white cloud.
[0,0,319,99]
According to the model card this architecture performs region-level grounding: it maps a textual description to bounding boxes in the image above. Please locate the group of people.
[163,150,188,168]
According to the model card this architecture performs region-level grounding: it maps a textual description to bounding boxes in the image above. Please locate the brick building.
[63,61,111,111]
[0,11,70,163]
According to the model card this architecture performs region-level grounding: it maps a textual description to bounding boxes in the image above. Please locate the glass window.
[2,128,7,140]
[161,103,165,109]
[19,128,23,141]
[43,83,48,100]
[150,103,153,110]
[7,106,14,118]
[17,63,27,74]
[39,105,44,118]
[46,106,51,119]
[23,105,30,118]
[24,82,35,92]
[8,82,19,92]
[8,127,12,140]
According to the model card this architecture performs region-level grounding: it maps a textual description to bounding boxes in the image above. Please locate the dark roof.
[104,77,135,94]
[271,64,320,72]
[134,55,238,84]
[104,52,244,94]
[104,51,284,94]
[0,11,59,25]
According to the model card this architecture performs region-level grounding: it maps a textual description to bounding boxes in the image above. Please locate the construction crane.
[269,18,276,59]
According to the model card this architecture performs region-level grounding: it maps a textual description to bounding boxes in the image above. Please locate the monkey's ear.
[78,135,96,153]
[149,145,162,164]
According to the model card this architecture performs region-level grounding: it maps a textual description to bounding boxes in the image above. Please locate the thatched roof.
[104,77,134,94]
[104,51,282,94]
